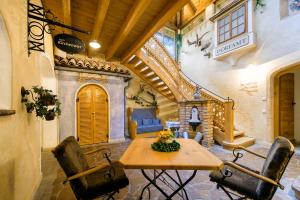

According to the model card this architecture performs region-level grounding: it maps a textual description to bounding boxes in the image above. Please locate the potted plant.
[21,86,61,120]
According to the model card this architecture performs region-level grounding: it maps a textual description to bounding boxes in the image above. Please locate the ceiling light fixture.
[89,40,101,49]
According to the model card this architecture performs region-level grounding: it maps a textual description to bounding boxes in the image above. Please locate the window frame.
[217,2,248,45]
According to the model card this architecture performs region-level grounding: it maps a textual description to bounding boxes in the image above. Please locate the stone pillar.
[178,100,214,147]
[201,101,214,147]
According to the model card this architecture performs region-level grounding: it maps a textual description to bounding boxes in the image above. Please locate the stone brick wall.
[179,100,214,147]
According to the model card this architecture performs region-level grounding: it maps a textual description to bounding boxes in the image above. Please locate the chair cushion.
[153,119,160,125]
[142,118,153,126]
[86,161,129,199]
[137,125,163,134]
[137,119,143,126]
[256,137,294,200]
[210,163,259,199]
[52,136,90,198]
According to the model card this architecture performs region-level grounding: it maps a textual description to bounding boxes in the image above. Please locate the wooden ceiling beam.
[180,0,214,28]
[88,0,110,56]
[106,0,151,60]
[62,0,72,34]
[196,0,214,15]
[121,0,190,63]
[187,1,197,15]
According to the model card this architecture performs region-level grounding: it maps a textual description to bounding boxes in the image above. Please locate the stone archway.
[266,52,300,142]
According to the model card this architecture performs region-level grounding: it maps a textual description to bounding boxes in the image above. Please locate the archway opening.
[273,65,300,145]
[76,84,109,145]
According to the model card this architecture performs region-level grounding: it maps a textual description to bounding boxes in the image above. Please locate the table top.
[119,138,223,170]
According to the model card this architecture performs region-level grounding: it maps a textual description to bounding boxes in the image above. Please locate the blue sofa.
[128,107,163,139]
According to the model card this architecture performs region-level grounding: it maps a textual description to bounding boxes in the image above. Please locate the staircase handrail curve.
[151,36,227,102]
[143,38,179,80]
[179,69,234,103]
[151,36,180,71]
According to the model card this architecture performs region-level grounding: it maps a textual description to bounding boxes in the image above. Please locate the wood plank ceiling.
[167,0,214,29]
[42,0,190,62]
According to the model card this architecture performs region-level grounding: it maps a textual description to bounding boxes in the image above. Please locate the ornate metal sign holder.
[27,0,89,56]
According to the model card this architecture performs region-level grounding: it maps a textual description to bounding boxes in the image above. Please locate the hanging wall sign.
[54,34,85,54]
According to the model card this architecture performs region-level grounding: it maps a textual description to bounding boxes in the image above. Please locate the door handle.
[292,102,296,106]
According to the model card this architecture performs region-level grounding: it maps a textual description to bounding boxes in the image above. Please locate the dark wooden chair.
[210,136,294,200]
[52,136,129,200]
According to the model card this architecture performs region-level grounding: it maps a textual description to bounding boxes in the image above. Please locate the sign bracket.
[27,0,89,56]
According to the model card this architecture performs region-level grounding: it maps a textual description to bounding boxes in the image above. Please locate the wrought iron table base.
[139,169,197,200]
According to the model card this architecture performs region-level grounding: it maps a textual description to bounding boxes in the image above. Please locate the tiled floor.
[34,141,300,200]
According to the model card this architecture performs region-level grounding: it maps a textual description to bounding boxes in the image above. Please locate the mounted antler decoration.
[127,84,157,108]
[187,31,212,58]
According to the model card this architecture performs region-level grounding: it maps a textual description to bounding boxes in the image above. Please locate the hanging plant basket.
[21,86,61,121]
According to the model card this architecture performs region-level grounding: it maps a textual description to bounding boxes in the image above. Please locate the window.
[218,4,246,44]
[155,27,176,59]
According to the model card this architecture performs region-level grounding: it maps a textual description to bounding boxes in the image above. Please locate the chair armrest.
[235,146,267,159]
[223,161,284,190]
[84,148,112,163]
[232,146,266,162]
[65,163,112,183]
[129,120,138,139]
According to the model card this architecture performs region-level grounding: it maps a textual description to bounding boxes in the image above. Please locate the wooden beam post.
[106,0,151,60]
[187,1,197,15]
[62,0,72,34]
[120,0,190,63]
[224,101,234,142]
[88,0,110,57]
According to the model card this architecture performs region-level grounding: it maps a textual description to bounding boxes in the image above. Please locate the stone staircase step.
[233,130,245,137]
[222,136,256,150]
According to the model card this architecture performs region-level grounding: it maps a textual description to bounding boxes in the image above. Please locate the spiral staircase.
[124,36,255,149]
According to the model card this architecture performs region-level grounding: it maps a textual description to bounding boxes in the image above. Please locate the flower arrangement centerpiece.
[151,129,180,152]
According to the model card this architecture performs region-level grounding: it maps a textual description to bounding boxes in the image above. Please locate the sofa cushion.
[137,125,163,134]
[137,119,143,126]
[142,118,153,126]
[131,108,156,121]
[153,119,160,125]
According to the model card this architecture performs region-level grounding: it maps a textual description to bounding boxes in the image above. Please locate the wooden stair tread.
[233,130,245,137]
[222,136,255,149]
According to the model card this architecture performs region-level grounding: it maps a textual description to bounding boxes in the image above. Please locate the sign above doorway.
[54,34,85,54]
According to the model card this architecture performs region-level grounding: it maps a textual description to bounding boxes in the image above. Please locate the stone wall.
[56,70,128,143]
[179,100,214,147]
[0,0,54,199]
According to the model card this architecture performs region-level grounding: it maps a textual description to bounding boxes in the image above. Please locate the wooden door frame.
[273,66,300,140]
[75,83,110,142]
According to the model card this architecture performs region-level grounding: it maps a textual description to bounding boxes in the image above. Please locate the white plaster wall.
[39,54,58,149]
[0,14,12,109]
[295,71,300,143]
[0,0,54,199]
[180,0,300,143]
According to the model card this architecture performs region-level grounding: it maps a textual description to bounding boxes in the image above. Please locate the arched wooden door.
[77,84,108,145]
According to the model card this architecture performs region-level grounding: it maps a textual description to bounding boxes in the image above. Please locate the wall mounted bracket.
[27,0,89,55]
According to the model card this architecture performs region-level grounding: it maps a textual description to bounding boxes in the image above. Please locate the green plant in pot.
[21,86,61,120]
